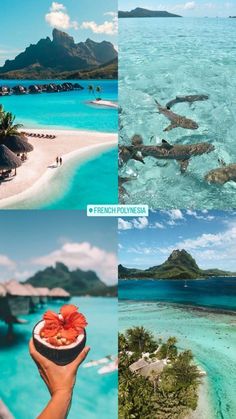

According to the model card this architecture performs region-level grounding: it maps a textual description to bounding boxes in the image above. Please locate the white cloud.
[45,2,78,30]
[183,1,196,10]
[0,254,15,268]
[32,242,117,285]
[81,11,118,35]
[118,217,149,230]
[186,209,215,221]
[154,222,165,229]
[118,218,133,230]
[133,217,149,229]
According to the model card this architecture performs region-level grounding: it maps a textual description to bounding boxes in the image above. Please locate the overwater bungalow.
[0,144,22,178]
[73,83,84,90]
[36,287,50,304]
[24,284,40,312]
[28,85,42,94]
[0,86,10,96]
[49,287,70,301]
[12,85,27,95]
[0,280,31,339]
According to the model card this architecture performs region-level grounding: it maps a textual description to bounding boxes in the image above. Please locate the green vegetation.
[0,29,117,80]
[119,7,181,18]
[119,327,201,419]
[119,249,235,280]
[0,106,22,137]
[26,262,117,297]
[0,59,118,80]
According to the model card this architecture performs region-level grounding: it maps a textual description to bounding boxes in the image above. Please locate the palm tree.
[95,85,103,100]
[87,84,95,98]
[126,326,157,354]
[0,112,23,137]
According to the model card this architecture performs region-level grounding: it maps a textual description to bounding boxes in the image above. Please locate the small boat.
[98,360,118,375]
[184,280,188,288]
[83,355,114,368]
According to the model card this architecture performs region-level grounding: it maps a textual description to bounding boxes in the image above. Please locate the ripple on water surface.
[119,18,236,209]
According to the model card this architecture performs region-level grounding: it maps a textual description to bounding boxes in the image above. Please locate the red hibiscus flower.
[40,305,87,346]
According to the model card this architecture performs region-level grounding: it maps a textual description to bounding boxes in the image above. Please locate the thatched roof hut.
[5,280,32,296]
[24,284,39,296]
[2,135,33,154]
[24,284,40,310]
[139,360,166,379]
[2,280,31,317]
[49,287,70,301]
[36,287,50,296]
[0,145,22,174]
[36,287,50,304]
[129,359,149,373]
[49,287,70,297]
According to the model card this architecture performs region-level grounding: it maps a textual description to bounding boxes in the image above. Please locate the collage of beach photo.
[0,0,236,419]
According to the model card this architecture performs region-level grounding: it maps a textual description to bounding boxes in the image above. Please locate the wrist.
[52,389,73,402]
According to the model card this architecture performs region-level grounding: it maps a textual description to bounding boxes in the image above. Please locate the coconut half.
[33,320,86,365]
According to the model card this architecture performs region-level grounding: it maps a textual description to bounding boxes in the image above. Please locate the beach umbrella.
[2,135,33,154]
[0,144,22,175]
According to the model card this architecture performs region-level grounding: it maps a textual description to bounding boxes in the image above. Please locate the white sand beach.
[89,100,118,109]
[188,378,214,419]
[0,128,117,207]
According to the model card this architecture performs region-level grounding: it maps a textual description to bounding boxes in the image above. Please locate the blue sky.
[119,1,236,17]
[0,211,117,284]
[118,210,236,271]
[0,0,117,65]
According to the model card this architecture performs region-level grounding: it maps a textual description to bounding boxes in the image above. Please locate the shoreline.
[0,128,117,208]
[187,378,214,419]
[119,299,236,315]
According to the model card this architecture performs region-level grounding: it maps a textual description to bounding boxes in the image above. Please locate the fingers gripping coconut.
[33,305,88,365]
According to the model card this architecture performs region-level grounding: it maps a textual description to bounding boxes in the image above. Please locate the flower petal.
[60,305,78,319]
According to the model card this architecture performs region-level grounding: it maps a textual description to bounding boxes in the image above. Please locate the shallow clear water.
[119,18,236,209]
[0,297,117,419]
[0,80,117,133]
[119,280,236,419]
[6,148,118,209]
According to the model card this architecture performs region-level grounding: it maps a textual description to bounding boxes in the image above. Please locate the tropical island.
[0,29,118,80]
[26,261,117,297]
[119,249,236,279]
[119,326,204,419]
[118,7,182,18]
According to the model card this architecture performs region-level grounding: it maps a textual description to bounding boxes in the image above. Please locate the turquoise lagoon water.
[6,148,118,209]
[119,279,236,419]
[119,18,236,209]
[0,79,117,208]
[0,297,117,419]
[0,80,117,132]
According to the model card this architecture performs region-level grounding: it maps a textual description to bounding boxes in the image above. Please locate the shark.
[155,100,199,132]
[205,164,236,184]
[166,94,209,109]
[119,135,215,173]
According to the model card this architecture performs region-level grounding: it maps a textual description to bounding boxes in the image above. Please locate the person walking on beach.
[56,156,59,166]
[60,157,63,166]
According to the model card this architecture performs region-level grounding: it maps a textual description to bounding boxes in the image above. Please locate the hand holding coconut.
[29,305,90,419]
